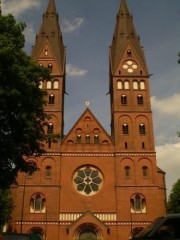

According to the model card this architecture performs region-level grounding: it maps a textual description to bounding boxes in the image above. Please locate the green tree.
[178,52,180,64]
[0,189,14,232]
[0,13,50,189]
[167,179,180,213]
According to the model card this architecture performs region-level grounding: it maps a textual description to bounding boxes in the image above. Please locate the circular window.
[73,166,103,196]
[122,60,138,73]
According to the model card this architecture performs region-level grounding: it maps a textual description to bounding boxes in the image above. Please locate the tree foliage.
[178,52,180,64]
[167,179,180,213]
[0,14,50,189]
[0,189,14,232]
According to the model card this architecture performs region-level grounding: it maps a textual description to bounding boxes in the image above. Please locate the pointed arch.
[73,223,103,240]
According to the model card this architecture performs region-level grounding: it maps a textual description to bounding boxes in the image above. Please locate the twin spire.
[32,0,148,76]
[110,0,148,75]
[31,0,65,73]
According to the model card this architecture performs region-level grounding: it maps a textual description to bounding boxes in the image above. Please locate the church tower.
[108,0,166,237]
[10,0,66,238]
[110,0,153,153]
[32,0,66,150]
[10,0,166,240]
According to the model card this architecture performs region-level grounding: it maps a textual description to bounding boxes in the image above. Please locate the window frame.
[121,95,127,105]
[47,122,54,134]
[130,194,146,213]
[139,123,146,135]
[122,123,129,134]
[30,193,46,213]
[49,94,55,104]
[137,95,143,105]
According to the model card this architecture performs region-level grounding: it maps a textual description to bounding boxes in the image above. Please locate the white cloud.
[151,94,180,118]
[2,0,41,17]
[156,143,180,197]
[151,93,180,146]
[66,64,87,77]
[62,18,84,33]
[23,24,36,45]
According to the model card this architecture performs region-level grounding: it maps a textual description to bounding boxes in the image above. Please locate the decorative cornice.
[33,152,61,156]
[14,220,150,226]
[33,152,156,157]
[115,153,156,157]
[62,153,114,157]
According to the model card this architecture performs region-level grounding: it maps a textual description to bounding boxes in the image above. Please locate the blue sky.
[2,0,180,196]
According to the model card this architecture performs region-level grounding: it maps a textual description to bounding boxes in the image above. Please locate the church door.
[79,230,97,240]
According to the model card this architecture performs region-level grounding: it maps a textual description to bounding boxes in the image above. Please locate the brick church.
[10,0,166,239]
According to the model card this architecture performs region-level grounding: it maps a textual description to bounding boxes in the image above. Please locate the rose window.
[73,166,103,196]
[122,60,138,73]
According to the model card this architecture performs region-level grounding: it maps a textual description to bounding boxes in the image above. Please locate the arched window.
[121,95,127,105]
[49,94,55,104]
[124,166,131,178]
[133,81,138,90]
[53,80,59,89]
[122,124,129,134]
[39,81,43,89]
[86,135,90,144]
[67,140,74,144]
[137,95,143,104]
[26,161,38,177]
[142,166,148,178]
[140,81,145,90]
[139,124,146,134]
[30,194,46,213]
[47,123,53,134]
[48,63,53,71]
[117,80,122,89]
[130,227,144,239]
[130,194,146,213]
[124,80,129,89]
[77,135,82,143]
[94,135,99,144]
[45,166,52,178]
[44,50,48,56]
[127,50,132,57]
[46,81,52,89]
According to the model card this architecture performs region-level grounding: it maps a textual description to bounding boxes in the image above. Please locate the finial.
[85,101,90,107]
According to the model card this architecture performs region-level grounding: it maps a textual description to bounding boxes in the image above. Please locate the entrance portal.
[79,230,97,240]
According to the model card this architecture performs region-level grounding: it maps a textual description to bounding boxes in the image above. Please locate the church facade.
[10,0,166,239]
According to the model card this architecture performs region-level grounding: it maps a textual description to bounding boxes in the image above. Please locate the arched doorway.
[74,223,103,240]
[27,227,44,240]
[79,229,97,240]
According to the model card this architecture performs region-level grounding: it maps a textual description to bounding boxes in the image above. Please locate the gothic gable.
[61,109,114,152]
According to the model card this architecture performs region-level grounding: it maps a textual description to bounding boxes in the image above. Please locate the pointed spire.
[110,0,148,74]
[46,0,57,14]
[32,0,65,73]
